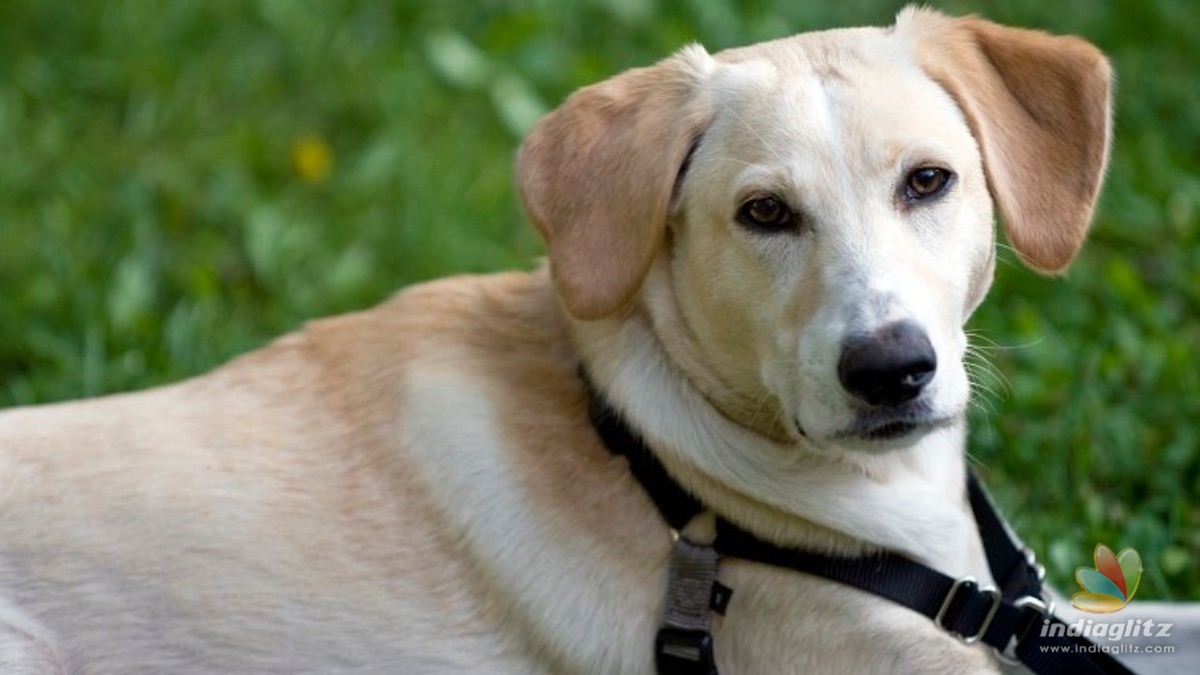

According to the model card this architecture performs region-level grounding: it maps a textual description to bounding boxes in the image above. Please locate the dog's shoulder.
[0,268,577,511]
[301,266,571,384]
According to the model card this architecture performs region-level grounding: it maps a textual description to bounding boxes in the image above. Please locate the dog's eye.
[904,167,953,201]
[737,196,794,231]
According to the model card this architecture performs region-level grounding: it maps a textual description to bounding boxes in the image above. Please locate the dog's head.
[518,7,1111,452]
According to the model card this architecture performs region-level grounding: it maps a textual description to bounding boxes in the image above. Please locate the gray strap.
[662,537,721,632]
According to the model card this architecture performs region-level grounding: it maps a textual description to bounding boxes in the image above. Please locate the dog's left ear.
[517,47,714,320]
[903,8,1113,273]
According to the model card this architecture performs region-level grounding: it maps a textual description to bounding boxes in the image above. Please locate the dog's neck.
[570,298,989,580]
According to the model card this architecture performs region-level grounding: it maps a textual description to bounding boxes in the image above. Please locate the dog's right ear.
[902,7,1113,274]
[517,47,714,320]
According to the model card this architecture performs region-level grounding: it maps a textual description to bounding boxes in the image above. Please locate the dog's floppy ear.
[903,8,1113,273]
[517,47,714,319]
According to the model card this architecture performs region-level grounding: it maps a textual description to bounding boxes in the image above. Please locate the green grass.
[1,1,1196,601]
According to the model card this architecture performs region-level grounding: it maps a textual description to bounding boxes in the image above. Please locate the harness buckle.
[655,627,717,675]
[1023,546,1047,583]
[996,593,1054,665]
[935,577,1001,644]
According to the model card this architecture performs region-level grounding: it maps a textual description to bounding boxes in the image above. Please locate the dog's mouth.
[792,399,961,449]
[833,401,952,444]
[860,419,919,440]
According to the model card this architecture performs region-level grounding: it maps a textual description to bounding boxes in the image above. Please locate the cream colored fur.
[0,7,1111,674]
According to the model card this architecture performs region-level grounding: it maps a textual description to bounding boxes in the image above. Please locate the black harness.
[586,384,1136,675]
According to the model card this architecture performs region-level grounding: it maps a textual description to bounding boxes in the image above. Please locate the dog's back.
[0,271,610,672]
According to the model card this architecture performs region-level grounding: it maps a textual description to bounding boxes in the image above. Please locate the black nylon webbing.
[584,377,1136,675]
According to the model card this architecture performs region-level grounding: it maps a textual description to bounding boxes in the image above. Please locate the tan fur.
[907,9,1113,272]
[517,47,715,320]
[0,7,1113,673]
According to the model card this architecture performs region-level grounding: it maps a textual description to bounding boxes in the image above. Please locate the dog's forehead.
[713,26,888,76]
[702,26,965,165]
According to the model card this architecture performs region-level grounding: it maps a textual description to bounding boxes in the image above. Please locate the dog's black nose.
[838,322,937,407]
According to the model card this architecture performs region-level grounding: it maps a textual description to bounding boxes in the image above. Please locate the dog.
[0,6,1111,673]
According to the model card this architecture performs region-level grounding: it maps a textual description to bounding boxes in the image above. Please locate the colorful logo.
[1070,543,1142,613]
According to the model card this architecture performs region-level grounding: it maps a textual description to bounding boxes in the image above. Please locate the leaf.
[424,31,491,90]
[489,73,546,138]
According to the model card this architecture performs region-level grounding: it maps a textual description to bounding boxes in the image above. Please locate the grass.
[1,0,1196,601]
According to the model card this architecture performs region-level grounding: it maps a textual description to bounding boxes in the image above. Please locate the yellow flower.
[291,135,334,184]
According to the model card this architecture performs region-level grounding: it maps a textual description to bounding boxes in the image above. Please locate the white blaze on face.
[666,28,996,450]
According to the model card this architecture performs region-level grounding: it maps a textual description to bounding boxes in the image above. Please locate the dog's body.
[0,271,996,673]
[0,8,1112,674]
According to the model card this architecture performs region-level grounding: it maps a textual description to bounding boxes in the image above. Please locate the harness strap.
[588,389,700,531]
[657,537,720,675]
[967,470,1046,602]
[715,520,1131,674]
[584,375,1137,675]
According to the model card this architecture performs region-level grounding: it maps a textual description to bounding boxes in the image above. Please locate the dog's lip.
[834,402,953,442]
[859,419,920,441]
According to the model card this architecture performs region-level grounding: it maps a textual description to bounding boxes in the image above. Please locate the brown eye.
[737,196,794,231]
[905,167,953,201]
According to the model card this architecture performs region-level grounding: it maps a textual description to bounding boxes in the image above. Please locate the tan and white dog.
[0,7,1111,674]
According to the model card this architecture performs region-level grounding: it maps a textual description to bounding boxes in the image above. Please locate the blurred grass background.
[0,0,1196,600]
